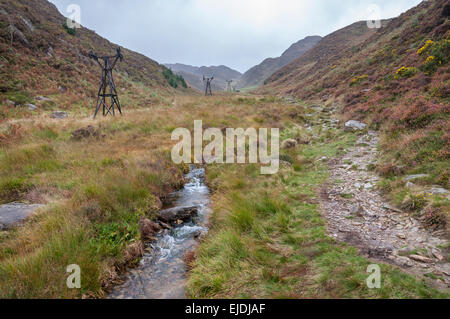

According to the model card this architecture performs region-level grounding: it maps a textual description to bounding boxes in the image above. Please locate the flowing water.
[108,166,211,299]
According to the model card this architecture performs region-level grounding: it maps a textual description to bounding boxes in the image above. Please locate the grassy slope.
[0,93,188,298]
[0,0,190,121]
[260,0,449,227]
[186,96,447,299]
[0,93,446,298]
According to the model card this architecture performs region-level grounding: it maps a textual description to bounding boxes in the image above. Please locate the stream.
[108,165,211,299]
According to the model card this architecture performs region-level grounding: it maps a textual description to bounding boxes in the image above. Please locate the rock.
[428,187,449,196]
[396,233,406,240]
[51,111,68,119]
[58,85,67,93]
[8,25,29,46]
[157,206,198,223]
[354,182,362,188]
[5,100,16,107]
[0,203,43,230]
[382,203,403,213]
[405,181,416,189]
[47,46,54,58]
[20,16,35,32]
[36,96,51,101]
[344,120,367,132]
[138,217,162,241]
[350,204,364,216]
[432,251,445,261]
[405,174,429,182]
[364,183,374,189]
[281,139,298,149]
[396,256,414,267]
[409,255,434,263]
[156,220,172,230]
[71,125,100,140]
[26,103,37,111]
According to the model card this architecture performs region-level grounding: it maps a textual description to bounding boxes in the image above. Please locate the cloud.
[49,0,422,72]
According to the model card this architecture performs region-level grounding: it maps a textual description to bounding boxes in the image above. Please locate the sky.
[49,0,423,73]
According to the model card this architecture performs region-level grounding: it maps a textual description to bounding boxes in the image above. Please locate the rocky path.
[319,130,450,290]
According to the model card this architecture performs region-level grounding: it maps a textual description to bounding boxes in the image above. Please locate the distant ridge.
[237,35,322,89]
[164,63,242,91]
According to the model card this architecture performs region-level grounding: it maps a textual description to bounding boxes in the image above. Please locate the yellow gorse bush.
[425,56,435,63]
[395,66,418,78]
[349,74,368,86]
[417,40,434,55]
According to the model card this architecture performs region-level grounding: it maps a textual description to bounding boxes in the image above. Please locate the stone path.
[319,131,450,290]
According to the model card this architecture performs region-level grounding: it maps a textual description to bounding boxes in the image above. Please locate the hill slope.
[164,63,242,92]
[237,36,322,89]
[0,0,186,119]
[261,0,449,217]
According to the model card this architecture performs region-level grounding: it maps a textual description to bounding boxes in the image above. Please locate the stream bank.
[108,166,211,299]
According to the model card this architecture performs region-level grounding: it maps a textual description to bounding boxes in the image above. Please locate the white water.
[108,166,211,299]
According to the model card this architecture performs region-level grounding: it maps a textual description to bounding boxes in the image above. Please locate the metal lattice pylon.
[203,75,214,96]
[89,47,124,118]
[226,80,233,92]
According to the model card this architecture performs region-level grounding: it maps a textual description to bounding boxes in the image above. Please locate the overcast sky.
[49,0,422,73]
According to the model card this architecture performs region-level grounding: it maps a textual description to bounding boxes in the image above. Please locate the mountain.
[237,36,322,89]
[0,0,186,114]
[261,0,449,187]
[164,63,242,92]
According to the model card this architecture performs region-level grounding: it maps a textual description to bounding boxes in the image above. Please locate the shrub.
[417,40,434,55]
[423,207,446,229]
[162,69,187,89]
[395,67,418,78]
[0,177,32,203]
[4,90,32,105]
[349,75,368,86]
[420,39,450,74]
[62,22,76,36]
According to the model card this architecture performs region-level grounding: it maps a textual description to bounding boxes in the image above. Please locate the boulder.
[344,120,367,132]
[36,96,51,101]
[405,174,429,181]
[51,111,68,119]
[26,103,37,111]
[0,203,43,230]
[157,206,198,223]
[428,187,449,196]
[138,217,162,241]
[281,139,298,149]
[409,255,434,263]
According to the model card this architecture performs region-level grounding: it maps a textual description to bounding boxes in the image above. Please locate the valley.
[0,0,448,300]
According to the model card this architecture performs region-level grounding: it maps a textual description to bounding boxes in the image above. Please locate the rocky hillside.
[237,36,322,89]
[165,63,241,92]
[0,0,186,119]
[261,0,449,211]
